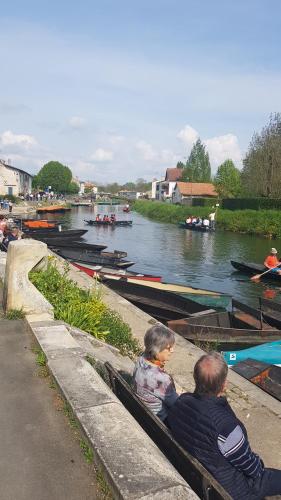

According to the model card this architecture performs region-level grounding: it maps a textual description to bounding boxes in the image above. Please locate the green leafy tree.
[181,139,211,182]
[32,175,39,189]
[242,113,281,197]
[176,161,185,169]
[214,160,242,198]
[36,161,72,193]
[67,181,80,194]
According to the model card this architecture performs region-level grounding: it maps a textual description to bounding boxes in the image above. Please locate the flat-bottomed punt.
[84,219,133,226]
[179,222,214,232]
[23,229,88,240]
[223,340,281,367]
[231,260,281,281]
[36,205,71,213]
[52,246,135,269]
[102,278,215,322]
[167,300,281,350]
[72,261,162,282]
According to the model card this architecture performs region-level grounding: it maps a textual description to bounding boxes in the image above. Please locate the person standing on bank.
[133,325,179,423]
[168,352,281,500]
[209,210,216,230]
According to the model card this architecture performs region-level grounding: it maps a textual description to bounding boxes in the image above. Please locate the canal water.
[49,205,281,307]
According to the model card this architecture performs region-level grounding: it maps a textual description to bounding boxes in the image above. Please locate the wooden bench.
[105,362,231,500]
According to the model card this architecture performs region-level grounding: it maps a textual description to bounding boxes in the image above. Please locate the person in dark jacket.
[167,352,281,500]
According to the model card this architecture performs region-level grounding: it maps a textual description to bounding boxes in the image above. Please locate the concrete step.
[0,319,26,335]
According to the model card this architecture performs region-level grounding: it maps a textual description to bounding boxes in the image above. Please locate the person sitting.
[2,228,21,250]
[191,216,197,224]
[195,217,202,226]
[103,214,108,222]
[185,216,192,224]
[167,352,281,499]
[202,217,210,228]
[264,248,281,275]
[95,214,101,221]
[133,325,179,423]
[0,215,7,234]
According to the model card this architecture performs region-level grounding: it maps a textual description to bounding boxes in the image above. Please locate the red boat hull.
[72,262,162,282]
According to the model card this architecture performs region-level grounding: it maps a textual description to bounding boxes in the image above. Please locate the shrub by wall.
[192,197,218,207]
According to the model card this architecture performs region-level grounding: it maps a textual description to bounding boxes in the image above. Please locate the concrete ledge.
[28,319,198,499]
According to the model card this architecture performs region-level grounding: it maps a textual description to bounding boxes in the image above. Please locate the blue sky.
[1,0,281,183]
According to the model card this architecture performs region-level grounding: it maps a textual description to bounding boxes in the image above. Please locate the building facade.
[172,182,217,204]
[151,168,183,201]
[0,160,32,196]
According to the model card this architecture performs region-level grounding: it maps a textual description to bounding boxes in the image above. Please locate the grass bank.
[133,200,281,238]
[30,262,140,357]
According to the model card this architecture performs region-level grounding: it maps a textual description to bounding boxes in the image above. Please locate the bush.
[30,262,140,356]
[222,198,281,211]
[192,197,218,207]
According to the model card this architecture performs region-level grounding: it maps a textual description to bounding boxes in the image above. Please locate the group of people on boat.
[185,211,216,230]
[133,324,281,499]
[95,213,117,223]
[0,215,21,250]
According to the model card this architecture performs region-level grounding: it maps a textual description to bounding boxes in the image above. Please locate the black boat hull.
[48,241,107,252]
[179,222,213,232]
[23,229,88,240]
[53,247,134,269]
[231,260,281,281]
[102,278,214,323]
[84,219,132,226]
[232,359,281,402]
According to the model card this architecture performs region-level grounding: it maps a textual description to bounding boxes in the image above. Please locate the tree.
[181,139,211,182]
[67,181,80,194]
[176,161,185,169]
[214,160,241,198]
[36,161,72,193]
[242,113,281,197]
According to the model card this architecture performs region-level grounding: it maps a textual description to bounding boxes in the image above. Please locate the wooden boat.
[259,298,281,329]
[95,273,231,309]
[223,340,281,367]
[84,219,133,226]
[71,202,92,207]
[48,241,108,253]
[231,359,281,402]
[167,300,281,351]
[72,262,162,282]
[179,222,213,232]
[101,278,215,322]
[23,229,88,240]
[231,260,281,281]
[37,236,86,246]
[23,220,56,229]
[52,247,134,269]
[36,205,71,213]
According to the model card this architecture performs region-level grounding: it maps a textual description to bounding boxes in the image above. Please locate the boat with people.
[223,340,281,367]
[52,246,135,269]
[167,299,281,351]
[231,260,281,281]
[36,205,71,213]
[84,219,133,226]
[231,358,281,402]
[178,222,213,232]
[101,278,215,322]
[71,262,162,282]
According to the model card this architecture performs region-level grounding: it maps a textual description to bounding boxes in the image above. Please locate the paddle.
[251,263,281,281]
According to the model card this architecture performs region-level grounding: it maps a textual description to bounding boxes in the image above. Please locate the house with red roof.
[172,182,217,204]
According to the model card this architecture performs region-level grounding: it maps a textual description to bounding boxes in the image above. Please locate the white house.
[151,168,183,201]
[118,190,141,200]
[0,159,32,196]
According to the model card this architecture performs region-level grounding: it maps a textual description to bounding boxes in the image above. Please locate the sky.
[1,0,281,184]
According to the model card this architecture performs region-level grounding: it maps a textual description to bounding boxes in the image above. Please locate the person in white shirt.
[209,211,216,230]
[203,217,210,228]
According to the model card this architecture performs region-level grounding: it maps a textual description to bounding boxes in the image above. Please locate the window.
[8,187,13,195]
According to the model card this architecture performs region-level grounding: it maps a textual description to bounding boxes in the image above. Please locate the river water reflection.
[52,205,281,307]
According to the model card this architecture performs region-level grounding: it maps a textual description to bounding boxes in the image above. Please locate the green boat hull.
[178,292,231,310]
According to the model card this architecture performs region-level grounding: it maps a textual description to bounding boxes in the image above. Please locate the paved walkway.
[0,318,98,500]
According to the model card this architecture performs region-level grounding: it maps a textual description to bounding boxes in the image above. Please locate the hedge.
[222,198,281,211]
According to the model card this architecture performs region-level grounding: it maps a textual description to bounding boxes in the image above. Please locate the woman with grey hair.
[133,324,179,422]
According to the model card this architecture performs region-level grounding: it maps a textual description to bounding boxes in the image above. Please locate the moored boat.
[231,260,281,281]
[23,220,56,229]
[49,241,108,253]
[167,300,281,351]
[71,262,162,282]
[95,274,231,309]
[84,219,133,226]
[101,278,215,322]
[52,246,134,269]
[23,229,88,240]
[231,358,281,402]
[223,340,281,367]
[36,205,71,213]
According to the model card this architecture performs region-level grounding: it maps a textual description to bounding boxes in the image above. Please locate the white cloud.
[204,133,242,168]
[69,116,86,129]
[177,125,199,148]
[135,140,157,161]
[135,140,179,165]
[91,148,113,162]
[0,130,37,151]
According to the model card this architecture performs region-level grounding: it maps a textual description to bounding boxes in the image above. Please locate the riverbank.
[133,200,281,238]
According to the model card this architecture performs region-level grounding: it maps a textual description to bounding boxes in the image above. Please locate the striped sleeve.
[217,425,264,478]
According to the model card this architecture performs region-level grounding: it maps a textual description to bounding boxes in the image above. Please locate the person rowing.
[263,247,281,275]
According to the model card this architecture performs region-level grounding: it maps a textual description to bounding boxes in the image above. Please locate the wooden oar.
[251,263,281,281]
